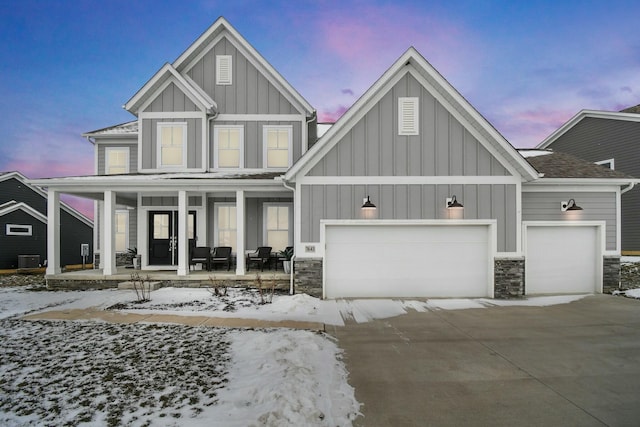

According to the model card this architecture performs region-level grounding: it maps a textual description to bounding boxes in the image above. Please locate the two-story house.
[33,17,636,298]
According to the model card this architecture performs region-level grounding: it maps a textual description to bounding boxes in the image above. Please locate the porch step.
[117,281,162,291]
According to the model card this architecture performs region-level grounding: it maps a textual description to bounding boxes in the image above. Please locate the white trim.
[616,187,622,253]
[139,111,205,119]
[522,184,622,192]
[298,175,521,185]
[105,147,130,175]
[398,97,419,135]
[156,122,188,169]
[595,158,615,170]
[216,55,232,85]
[320,219,497,299]
[0,202,48,224]
[537,109,640,149]
[6,224,33,236]
[215,114,305,121]
[213,125,245,169]
[263,125,293,169]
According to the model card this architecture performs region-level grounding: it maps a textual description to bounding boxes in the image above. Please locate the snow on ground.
[613,288,640,299]
[0,281,598,426]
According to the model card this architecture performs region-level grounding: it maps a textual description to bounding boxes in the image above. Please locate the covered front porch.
[32,172,294,281]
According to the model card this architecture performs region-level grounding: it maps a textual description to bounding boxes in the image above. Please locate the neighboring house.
[0,171,93,269]
[536,109,640,254]
[31,18,636,298]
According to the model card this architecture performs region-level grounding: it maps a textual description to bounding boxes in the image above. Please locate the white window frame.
[263,125,293,169]
[214,203,237,253]
[156,122,187,169]
[398,97,419,135]
[262,203,292,251]
[595,158,615,170]
[6,224,32,236]
[216,55,232,85]
[213,126,244,169]
[114,210,129,253]
[104,147,130,175]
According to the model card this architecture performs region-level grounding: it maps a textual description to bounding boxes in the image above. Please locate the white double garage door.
[323,222,602,298]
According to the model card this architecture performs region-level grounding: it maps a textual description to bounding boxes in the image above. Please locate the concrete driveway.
[328,295,640,427]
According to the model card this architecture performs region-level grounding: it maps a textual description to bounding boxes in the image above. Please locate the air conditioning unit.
[18,255,40,269]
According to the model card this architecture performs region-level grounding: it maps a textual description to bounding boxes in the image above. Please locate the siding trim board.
[0,202,48,223]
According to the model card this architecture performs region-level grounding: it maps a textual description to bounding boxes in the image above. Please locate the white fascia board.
[298,175,520,185]
[536,109,640,149]
[525,178,640,187]
[0,171,29,184]
[174,17,314,116]
[0,202,48,224]
[93,138,137,145]
[19,176,93,227]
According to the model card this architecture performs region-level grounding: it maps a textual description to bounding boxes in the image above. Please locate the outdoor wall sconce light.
[561,199,583,212]
[446,195,464,209]
[361,195,377,219]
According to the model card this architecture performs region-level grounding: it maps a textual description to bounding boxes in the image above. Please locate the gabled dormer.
[122,17,315,175]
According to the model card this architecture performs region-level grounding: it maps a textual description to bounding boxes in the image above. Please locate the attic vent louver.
[398,97,419,135]
[216,55,232,85]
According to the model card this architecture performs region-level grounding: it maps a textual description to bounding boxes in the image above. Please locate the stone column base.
[603,256,620,294]
[494,257,525,299]
[293,258,323,298]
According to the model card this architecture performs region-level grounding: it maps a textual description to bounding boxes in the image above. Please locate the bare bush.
[130,272,152,302]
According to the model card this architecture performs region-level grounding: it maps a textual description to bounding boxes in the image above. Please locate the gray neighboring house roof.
[519,150,635,179]
[620,104,640,114]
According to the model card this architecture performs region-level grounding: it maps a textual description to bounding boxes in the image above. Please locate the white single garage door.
[324,224,491,298]
[526,226,600,295]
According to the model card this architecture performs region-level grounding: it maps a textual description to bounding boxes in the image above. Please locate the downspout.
[282,177,296,295]
[621,182,635,194]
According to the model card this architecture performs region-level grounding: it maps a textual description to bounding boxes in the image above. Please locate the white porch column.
[235,190,246,275]
[103,190,116,276]
[177,190,189,276]
[46,189,61,275]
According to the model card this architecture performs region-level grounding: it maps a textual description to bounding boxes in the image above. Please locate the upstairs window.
[264,126,292,168]
[105,147,129,175]
[216,55,232,85]
[157,122,187,168]
[214,126,244,168]
[398,97,419,135]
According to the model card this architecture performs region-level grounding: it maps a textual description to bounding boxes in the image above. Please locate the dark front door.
[148,211,196,266]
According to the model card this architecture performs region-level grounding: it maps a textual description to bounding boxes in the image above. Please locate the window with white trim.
[216,55,232,85]
[263,126,292,168]
[264,204,291,251]
[157,122,187,168]
[114,210,129,253]
[214,126,244,168]
[595,158,615,170]
[215,204,237,252]
[6,224,32,236]
[398,97,419,135]
[105,147,130,175]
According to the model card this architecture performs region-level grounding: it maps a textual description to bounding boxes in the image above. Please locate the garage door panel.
[526,226,599,295]
[325,224,490,298]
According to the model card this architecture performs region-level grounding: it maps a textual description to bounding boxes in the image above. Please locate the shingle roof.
[620,104,640,114]
[83,121,138,137]
[519,149,635,179]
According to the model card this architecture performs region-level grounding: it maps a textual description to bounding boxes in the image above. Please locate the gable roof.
[173,16,314,116]
[0,200,48,223]
[0,171,93,227]
[537,109,640,149]
[82,121,138,140]
[124,63,217,114]
[285,47,540,182]
[519,150,634,179]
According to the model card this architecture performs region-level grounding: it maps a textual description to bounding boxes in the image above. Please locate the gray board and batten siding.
[541,117,640,252]
[301,184,518,252]
[185,36,300,115]
[143,82,200,113]
[522,191,617,251]
[308,73,511,177]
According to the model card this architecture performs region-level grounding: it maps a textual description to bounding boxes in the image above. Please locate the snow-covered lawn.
[0,282,596,426]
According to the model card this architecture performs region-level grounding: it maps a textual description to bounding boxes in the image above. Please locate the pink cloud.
[319,105,350,123]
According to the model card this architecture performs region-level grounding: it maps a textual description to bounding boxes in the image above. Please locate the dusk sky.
[2,0,640,217]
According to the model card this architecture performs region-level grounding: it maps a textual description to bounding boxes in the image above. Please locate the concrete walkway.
[22,308,324,331]
[328,295,640,427]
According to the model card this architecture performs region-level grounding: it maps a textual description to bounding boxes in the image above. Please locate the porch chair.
[246,246,272,271]
[211,246,232,271]
[190,246,212,271]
